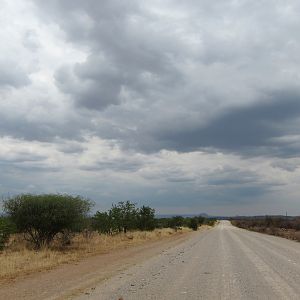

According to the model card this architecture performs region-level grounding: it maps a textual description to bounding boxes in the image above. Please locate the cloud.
[0,0,300,214]
[54,58,123,110]
[31,0,300,160]
[152,90,300,156]
[0,60,31,88]
[271,158,300,172]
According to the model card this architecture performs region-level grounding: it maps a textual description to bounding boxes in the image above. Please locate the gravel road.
[77,220,300,300]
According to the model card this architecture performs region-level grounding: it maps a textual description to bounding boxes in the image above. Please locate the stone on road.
[77,221,300,300]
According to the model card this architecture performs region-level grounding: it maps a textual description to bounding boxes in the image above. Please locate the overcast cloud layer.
[1,0,300,215]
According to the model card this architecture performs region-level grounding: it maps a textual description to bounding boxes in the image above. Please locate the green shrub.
[188,217,198,231]
[168,216,184,231]
[136,206,156,231]
[110,201,138,233]
[205,218,217,226]
[93,202,157,234]
[92,211,115,234]
[3,194,93,249]
[197,216,205,226]
[0,217,14,250]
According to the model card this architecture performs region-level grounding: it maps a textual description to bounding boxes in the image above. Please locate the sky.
[1,0,300,215]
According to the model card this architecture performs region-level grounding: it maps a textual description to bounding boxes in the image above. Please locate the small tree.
[169,216,184,231]
[188,217,198,231]
[110,201,138,233]
[93,211,115,234]
[3,194,92,249]
[137,206,155,231]
[197,216,205,226]
[0,217,14,250]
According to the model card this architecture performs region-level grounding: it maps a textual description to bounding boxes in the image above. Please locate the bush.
[3,194,93,249]
[197,216,205,226]
[0,217,14,250]
[136,206,156,231]
[92,211,115,234]
[204,218,217,226]
[93,202,156,234]
[110,201,138,233]
[188,217,198,231]
[168,216,184,231]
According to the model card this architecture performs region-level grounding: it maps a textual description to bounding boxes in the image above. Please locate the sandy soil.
[0,230,195,300]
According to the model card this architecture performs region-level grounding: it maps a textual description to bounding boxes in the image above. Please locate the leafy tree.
[3,194,92,249]
[110,201,138,233]
[0,217,15,250]
[189,217,198,231]
[110,204,123,233]
[93,211,115,234]
[197,216,205,225]
[137,206,155,231]
[169,216,184,230]
[94,202,155,234]
[155,218,169,229]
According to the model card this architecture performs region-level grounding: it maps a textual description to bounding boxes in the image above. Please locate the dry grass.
[0,228,190,282]
[232,219,300,242]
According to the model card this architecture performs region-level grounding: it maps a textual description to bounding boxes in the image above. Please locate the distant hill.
[156,213,210,219]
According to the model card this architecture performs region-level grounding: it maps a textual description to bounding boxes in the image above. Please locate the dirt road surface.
[77,220,300,300]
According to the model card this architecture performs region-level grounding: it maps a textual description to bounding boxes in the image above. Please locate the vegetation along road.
[78,220,300,300]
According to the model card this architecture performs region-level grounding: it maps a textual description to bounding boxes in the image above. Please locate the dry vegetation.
[231,217,300,242]
[0,228,190,282]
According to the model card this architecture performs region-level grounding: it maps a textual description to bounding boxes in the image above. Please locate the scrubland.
[0,194,213,282]
[231,217,300,241]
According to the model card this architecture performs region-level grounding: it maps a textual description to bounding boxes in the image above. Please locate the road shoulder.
[0,230,201,300]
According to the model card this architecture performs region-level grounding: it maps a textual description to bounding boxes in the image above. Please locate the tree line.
[0,194,215,250]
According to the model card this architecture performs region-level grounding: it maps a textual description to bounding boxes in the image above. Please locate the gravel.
[76,221,300,300]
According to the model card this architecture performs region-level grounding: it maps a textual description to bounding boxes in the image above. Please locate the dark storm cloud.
[0,161,60,173]
[0,110,91,143]
[54,60,123,110]
[206,169,259,186]
[0,152,46,163]
[153,91,300,157]
[271,159,300,172]
[80,159,143,172]
[190,167,278,206]
[203,167,280,198]
[30,0,300,162]
[148,182,271,209]
[34,0,186,110]
[56,142,86,154]
[53,34,183,110]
